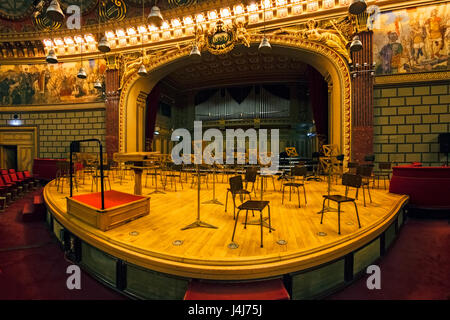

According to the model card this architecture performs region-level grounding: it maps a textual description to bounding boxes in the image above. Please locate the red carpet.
[328,218,450,300]
[71,190,146,210]
[1,189,448,299]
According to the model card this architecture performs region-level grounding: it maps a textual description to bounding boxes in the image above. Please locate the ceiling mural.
[0,0,34,20]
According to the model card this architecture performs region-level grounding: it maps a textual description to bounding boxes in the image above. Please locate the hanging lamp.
[46,0,65,23]
[46,48,58,64]
[259,3,271,54]
[138,0,148,77]
[77,0,86,79]
[350,35,363,52]
[148,1,163,28]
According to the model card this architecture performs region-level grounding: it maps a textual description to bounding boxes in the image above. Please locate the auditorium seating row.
[0,169,40,212]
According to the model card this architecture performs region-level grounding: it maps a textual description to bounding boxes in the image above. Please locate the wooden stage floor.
[44,172,408,280]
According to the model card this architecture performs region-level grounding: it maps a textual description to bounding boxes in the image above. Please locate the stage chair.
[320,173,362,235]
[17,172,35,190]
[373,162,392,190]
[0,176,13,205]
[347,162,359,174]
[24,171,40,189]
[356,165,373,206]
[10,172,30,193]
[332,154,345,183]
[190,165,209,189]
[231,200,272,248]
[282,165,307,208]
[225,175,252,220]
[163,164,183,191]
[243,166,258,197]
[91,166,111,193]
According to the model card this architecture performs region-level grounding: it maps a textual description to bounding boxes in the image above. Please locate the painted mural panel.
[0,60,106,106]
[373,3,449,75]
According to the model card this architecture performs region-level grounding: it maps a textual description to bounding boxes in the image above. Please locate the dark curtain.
[227,86,252,104]
[145,84,161,151]
[262,84,290,100]
[307,65,328,145]
[194,88,218,106]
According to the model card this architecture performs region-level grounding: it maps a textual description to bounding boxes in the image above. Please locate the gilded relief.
[373,3,449,75]
[0,60,106,106]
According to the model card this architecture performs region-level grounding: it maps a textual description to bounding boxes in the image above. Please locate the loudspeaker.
[438,133,450,153]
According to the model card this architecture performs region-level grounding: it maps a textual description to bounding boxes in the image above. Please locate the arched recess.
[118,33,352,162]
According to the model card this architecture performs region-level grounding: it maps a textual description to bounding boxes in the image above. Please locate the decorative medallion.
[0,0,33,20]
[99,0,126,22]
[197,20,250,56]
[168,0,197,7]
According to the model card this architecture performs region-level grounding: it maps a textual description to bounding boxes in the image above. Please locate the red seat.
[183,279,290,300]
[8,169,16,174]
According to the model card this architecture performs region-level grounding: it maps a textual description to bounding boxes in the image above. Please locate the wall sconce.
[8,114,23,126]
[350,62,376,78]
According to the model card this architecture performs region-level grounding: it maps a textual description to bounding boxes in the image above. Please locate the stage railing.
[69,139,105,210]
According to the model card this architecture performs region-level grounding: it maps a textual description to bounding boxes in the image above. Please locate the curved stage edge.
[44,180,409,300]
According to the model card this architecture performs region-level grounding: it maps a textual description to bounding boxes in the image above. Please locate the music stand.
[147,164,165,195]
[182,164,218,230]
[202,164,223,206]
[317,157,339,214]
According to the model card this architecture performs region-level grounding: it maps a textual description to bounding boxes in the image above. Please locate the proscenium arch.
[118,34,352,162]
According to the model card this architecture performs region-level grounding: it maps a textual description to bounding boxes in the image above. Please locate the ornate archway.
[117,32,352,162]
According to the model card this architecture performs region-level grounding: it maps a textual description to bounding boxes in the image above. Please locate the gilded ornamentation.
[99,0,127,22]
[117,33,352,163]
[195,20,251,56]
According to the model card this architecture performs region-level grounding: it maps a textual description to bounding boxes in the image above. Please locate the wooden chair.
[373,162,392,190]
[225,175,252,220]
[163,164,184,191]
[320,173,362,235]
[243,166,258,197]
[356,165,373,206]
[282,166,307,208]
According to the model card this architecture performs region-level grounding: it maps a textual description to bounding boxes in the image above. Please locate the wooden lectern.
[113,152,160,195]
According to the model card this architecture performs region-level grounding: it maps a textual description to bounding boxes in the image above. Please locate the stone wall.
[0,108,106,159]
[374,82,450,166]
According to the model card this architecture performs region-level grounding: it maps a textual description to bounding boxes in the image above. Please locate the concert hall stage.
[44,174,408,299]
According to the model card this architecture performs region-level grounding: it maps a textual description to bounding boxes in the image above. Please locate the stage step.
[22,193,46,222]
[183,279,290,300]
[22,202,35,222]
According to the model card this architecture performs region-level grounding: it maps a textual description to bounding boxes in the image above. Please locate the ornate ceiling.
[163,46,308,91]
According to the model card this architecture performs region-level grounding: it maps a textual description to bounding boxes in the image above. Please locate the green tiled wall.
[374,83,450,166]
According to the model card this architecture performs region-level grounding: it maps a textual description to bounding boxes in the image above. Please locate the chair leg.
[244,210,249,229]
[297,187,301,208]
[354,201,361,228]
[368,185,372,203]
[281,185,285,204]
[231,209,241,243]
[232,194,237,220]
[303,185,307,205]
[338,203,341,235]
[362,185,366,207]
[225,190,229,212]
[260,211,263,248]
[320,198,326,224]
[268,205,272,233]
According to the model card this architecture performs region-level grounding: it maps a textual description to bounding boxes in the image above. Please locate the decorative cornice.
[374,71,450,86]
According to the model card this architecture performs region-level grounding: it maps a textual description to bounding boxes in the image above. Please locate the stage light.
[98,36,111,52]
[138,64,148,77]
[116,29,126,37]
[74,36,84,44]
[94,79,103,89]
[105,31,115,39]
[196,14,205,23]
[161,21,170,29]
[148,25,159,32]
[220,8,231,18]
[148,5,164,28]
[85,34,95,43]
[43,39,53,47]
[349,0,367,15]
[350,35,363,52]
[54,38,64,46]
[46,49,58,64]
[64,37,74,45]
[171,19,181,27]
[247,3,259,12]
[208,10,218,20]
[127,27,137,36]
[183,16,194,25]
[258,36,272,54]
[306,0,319,11]
[262,0,272,9]
[46,0,65,23]
[138,25,147,33]
[234,5,245,15]
[276,0,287,6]
[323,0,335,9]
[8,114,23,126]
[77,67,87,79]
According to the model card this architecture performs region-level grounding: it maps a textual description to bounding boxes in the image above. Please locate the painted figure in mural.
[425,8,444,59]
[410,18,427,65]
[379,31,404,74]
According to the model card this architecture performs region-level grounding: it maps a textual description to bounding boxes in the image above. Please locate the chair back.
[0,175,6,187]
[357,164,373,177]
[9,173,19,183]
[229,175,244,193]
[24,171,32,178]
[8,169,16,174]
[17,172,25,180]
[291,165,307,177]
[244,167,258,182]
[1,169,8,175]
[342,173,362,188]
[378,162,392,170]
[2,174,12,184]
